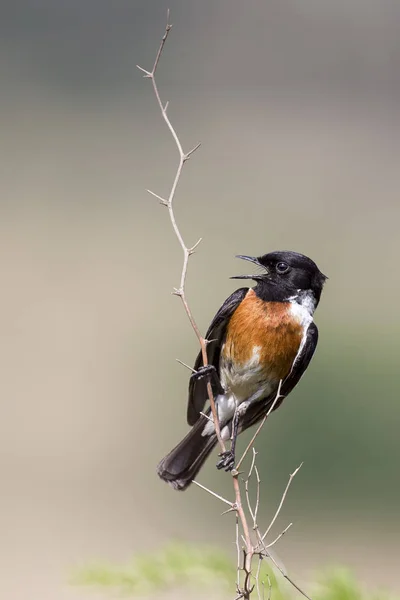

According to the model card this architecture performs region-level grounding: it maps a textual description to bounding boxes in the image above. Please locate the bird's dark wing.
[187,287,249,426]
[240,322,319,432]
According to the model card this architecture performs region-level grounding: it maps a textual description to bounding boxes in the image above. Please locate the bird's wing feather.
[240,322,319,432]
[187,287,249,425]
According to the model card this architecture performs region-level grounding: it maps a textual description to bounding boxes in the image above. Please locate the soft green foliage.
[72,542,394,600]
[72,541,238,595]
[314,569,393,600]
[316,569,363,600]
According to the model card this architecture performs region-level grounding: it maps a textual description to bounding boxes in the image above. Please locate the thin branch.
[247,456,310,600]
[256,531,312,600]
[137,10,225,453]
[244,453,260,532]
[236,380,283,470]
[253,465,261,526]
[232,471,253,593]
[266,551,312,600]
[245,478,256,524]
[192,480,233,507]
[261,463,302,542]
[265,523,293,548]
[255,555,263,600]
[248,447,257,480]
[236,514,241,589]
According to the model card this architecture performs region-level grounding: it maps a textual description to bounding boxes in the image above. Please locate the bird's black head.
[232,250,327,306]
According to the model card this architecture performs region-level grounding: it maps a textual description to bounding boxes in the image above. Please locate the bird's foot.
[216,450,236,472]
[190,364,217,382]
[190,365,225,395]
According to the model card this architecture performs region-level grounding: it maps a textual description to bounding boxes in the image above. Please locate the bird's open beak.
[230,255,266,280]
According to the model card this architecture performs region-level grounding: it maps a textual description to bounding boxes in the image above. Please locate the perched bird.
[157,250,327,491]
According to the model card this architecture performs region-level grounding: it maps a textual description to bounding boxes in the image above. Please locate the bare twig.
[244,453,261,530]
[236,514,241,589]
[266,551,312,600]
[244,454,309,599]
[245,478,256,524]
[261,463,302,542]
[248,448,258,480]
[253,466,261,525]
[265,523,293,548]
[192,480,233,507]
[137,11,225,452]
[255,555,263,600]
[232,471,253,589]
[236,380,283,470]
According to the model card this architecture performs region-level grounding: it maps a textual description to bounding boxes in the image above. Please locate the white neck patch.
[287,291,316,328]
[286,290,316,314]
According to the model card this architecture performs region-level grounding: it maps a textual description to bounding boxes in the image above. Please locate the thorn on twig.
[199,411,213,422]
[136,65,152,78]
[146,189,168,206]
[172,287,183,296]
[164,9,172,33]
[163,101,169,113]
[232,469,244,477]
[221,506,236,516]
[192,480,234,507]
[176,358,196,372]
[188,237,203,255]
[183,142,201,161]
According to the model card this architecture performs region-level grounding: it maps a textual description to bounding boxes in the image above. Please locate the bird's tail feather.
[157,415,218,491]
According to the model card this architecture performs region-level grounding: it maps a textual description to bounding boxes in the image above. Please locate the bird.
[157,250,327,491]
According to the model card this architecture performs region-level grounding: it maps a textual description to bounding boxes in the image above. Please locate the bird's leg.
[190,364,225,395]
[216,405,241,472]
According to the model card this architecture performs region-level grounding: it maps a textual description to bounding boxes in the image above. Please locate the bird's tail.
[157,414,218,491]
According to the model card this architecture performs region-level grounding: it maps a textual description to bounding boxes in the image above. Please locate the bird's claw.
[216,450,236,472]
[190,365,217,382]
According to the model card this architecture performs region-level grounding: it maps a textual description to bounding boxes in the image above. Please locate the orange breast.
[222,289,303,380]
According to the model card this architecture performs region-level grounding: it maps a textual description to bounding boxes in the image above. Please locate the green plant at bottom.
[72,542,395,600]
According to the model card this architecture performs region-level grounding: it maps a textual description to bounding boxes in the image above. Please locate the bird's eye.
[276,262,290,274]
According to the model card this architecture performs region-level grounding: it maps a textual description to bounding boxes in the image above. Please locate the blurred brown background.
[1,1,400,598]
